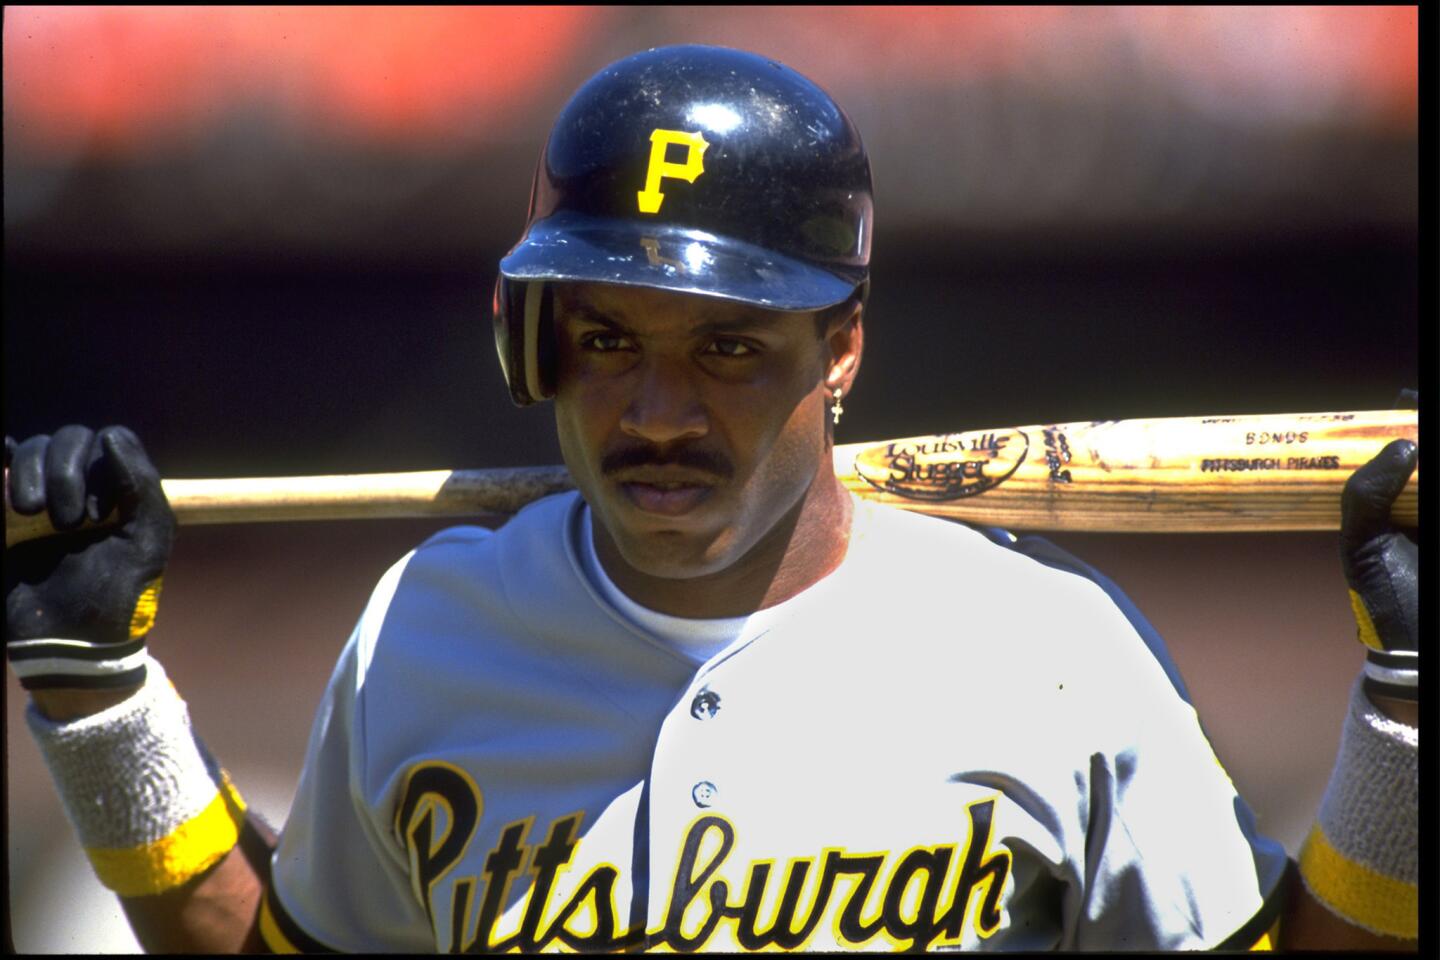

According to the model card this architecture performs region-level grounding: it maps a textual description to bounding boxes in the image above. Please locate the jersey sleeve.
[996,530,1291,950]
[260,552,435,953]
[1068,654,1289,949]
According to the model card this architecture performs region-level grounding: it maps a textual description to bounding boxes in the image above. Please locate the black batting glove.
[1339,437,1418,701]
[5,425,175,690]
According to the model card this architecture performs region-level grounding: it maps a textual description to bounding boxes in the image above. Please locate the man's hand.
[5,425,175,707]
[7,426,272,952]
[1281,434,1421,950]
[1339,437,1418,721]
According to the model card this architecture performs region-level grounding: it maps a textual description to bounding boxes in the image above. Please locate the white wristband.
[1298,675,1418,940]
[25,655,247,896]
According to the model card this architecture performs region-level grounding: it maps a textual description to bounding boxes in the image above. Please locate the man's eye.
[582,332,630,352]
[705,338,757,357]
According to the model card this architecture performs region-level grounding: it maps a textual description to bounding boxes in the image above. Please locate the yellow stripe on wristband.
[85,775,248,897]
[1298,823,1417,940]
[1347,589,1385,652]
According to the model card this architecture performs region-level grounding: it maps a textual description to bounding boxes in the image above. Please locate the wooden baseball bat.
[3,409,1417,547]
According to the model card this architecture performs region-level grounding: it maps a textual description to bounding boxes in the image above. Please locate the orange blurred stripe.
[2,6,1417,157]
[4,6,605,152]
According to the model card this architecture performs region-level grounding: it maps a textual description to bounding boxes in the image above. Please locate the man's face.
[552,281,854,584]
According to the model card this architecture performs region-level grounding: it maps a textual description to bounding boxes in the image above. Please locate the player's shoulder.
[352,490,582,640]
[853,496,1103,596]
[380,489,578,590]
[846,499,1123,642]
[852,497,1191,701]
[409,487,578,558]
[343,490,594,696]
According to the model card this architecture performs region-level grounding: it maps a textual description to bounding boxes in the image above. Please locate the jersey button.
[690,689,721,720]
[691,781,718,808]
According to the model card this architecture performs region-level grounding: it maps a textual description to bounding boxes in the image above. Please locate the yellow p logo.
[637,129,709,214]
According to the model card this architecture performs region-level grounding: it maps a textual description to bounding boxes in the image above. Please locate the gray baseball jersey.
[260,491,1288,952]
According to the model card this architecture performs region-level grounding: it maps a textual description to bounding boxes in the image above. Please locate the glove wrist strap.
[25,655,247,896]
[8,636,149,690]
[1362,649,1418,699]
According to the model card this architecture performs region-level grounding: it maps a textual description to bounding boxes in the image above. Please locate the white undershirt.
[579,506,771,666]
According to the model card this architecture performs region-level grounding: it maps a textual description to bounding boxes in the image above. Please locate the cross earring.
[831,387,845,425]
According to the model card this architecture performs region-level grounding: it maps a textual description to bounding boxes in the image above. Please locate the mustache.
[601,444,735,480]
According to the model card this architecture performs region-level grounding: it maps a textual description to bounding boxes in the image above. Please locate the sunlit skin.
[551,281,863,618]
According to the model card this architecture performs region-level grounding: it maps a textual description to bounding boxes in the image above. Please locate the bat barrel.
[832,409,1417,532]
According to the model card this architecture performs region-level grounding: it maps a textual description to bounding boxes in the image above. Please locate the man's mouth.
[615,476,717,516]
[602,446,733,519]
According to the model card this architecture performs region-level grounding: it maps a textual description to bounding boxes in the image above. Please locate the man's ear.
[823,301,863,398]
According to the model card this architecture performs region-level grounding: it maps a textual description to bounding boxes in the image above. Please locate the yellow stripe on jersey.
[260,892,302,954]
[1247,916,1280,951]
[86,775,247,897]
[259,879,342,953]
[1299,823,1417,940]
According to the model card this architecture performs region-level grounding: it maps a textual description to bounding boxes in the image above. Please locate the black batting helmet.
[492,44,873,405]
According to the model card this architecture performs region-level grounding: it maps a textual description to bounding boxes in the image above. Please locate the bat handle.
[3,467,109,547]
[5,506,109,548]
[5,465,580,549]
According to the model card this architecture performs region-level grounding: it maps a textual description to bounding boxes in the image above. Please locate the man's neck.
[593,470,854,619]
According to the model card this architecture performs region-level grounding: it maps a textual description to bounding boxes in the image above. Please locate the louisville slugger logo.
[855,429,1030,501]
[395,764,1012,952]
[637,128,709,214]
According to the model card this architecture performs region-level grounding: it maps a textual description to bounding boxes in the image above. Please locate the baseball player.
[6,45,1418,952]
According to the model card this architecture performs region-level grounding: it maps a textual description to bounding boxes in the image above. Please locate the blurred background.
[4,6,1422,951]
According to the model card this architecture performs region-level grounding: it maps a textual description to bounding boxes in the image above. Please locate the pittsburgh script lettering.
[395,767,1013,952]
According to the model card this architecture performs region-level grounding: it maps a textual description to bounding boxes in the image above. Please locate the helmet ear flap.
[492,278,557,406]
[531,283,557,401]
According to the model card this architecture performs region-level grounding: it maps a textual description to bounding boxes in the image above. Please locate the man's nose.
[619,355,709,445]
